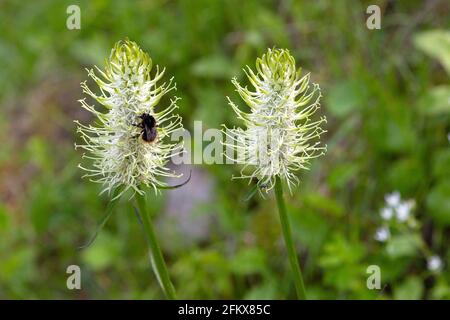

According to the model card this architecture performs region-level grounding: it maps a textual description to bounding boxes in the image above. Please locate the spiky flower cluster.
[223,48,326,192]
[75,39,183,198]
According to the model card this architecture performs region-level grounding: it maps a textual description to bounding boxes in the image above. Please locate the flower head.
[223,48,326,192]
[395,200,414,222]
[385,191,401,208]
[380,207,393,220]
[427,255,443,272]
[374,226,390,242]
[383,191,415,223]
[75,39,183,199]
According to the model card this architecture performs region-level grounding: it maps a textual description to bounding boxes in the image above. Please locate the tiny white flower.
[75,39,183,199]
[380,207,393,220]
[395,200,415,222]
[427,255,443,272]
[222,48,326,192]
[375,227,390,242]
[385,191,401,208]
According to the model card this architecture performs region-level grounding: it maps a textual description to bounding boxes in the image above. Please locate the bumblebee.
[135,113,158,142]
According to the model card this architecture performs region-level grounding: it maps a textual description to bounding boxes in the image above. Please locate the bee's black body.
[136,113,158,142]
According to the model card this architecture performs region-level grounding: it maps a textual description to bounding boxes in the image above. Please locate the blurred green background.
[0,0,449,299]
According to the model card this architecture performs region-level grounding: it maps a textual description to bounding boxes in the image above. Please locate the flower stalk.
[135,194,176,299]
[275,176,307,299]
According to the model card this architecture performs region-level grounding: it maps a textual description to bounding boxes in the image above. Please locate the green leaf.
[383,119,417,153]
[26,137,53,172]
[318,234,367,292]
[244,283,277,299]
[432,149,450,179]
[430,279,450,299]
[303,193,344,217]
[418,85,450,115]
[426,181,450,226]
[386,158,424,194]
[69,36,110,66]
[0,248,35,282]
[414,30,450,75]
[78,194,120,249]
[325,80,367,118]
[29,183,54,234]
[0,204,10,232]
[386,234,421,258]
[191,54,236,79]
[290,205,331,254]
[230,248,266,276]
[82,232,121,271]
[327,163,359,191]
[394,277,423,300]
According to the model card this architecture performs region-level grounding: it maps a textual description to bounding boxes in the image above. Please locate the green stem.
[274,176,307,300]
[135,194,176,300]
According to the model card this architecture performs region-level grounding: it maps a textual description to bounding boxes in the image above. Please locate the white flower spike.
[75,39,183,199]
[223,48,326,192]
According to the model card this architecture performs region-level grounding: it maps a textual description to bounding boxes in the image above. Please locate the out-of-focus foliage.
[0,0,449,299]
